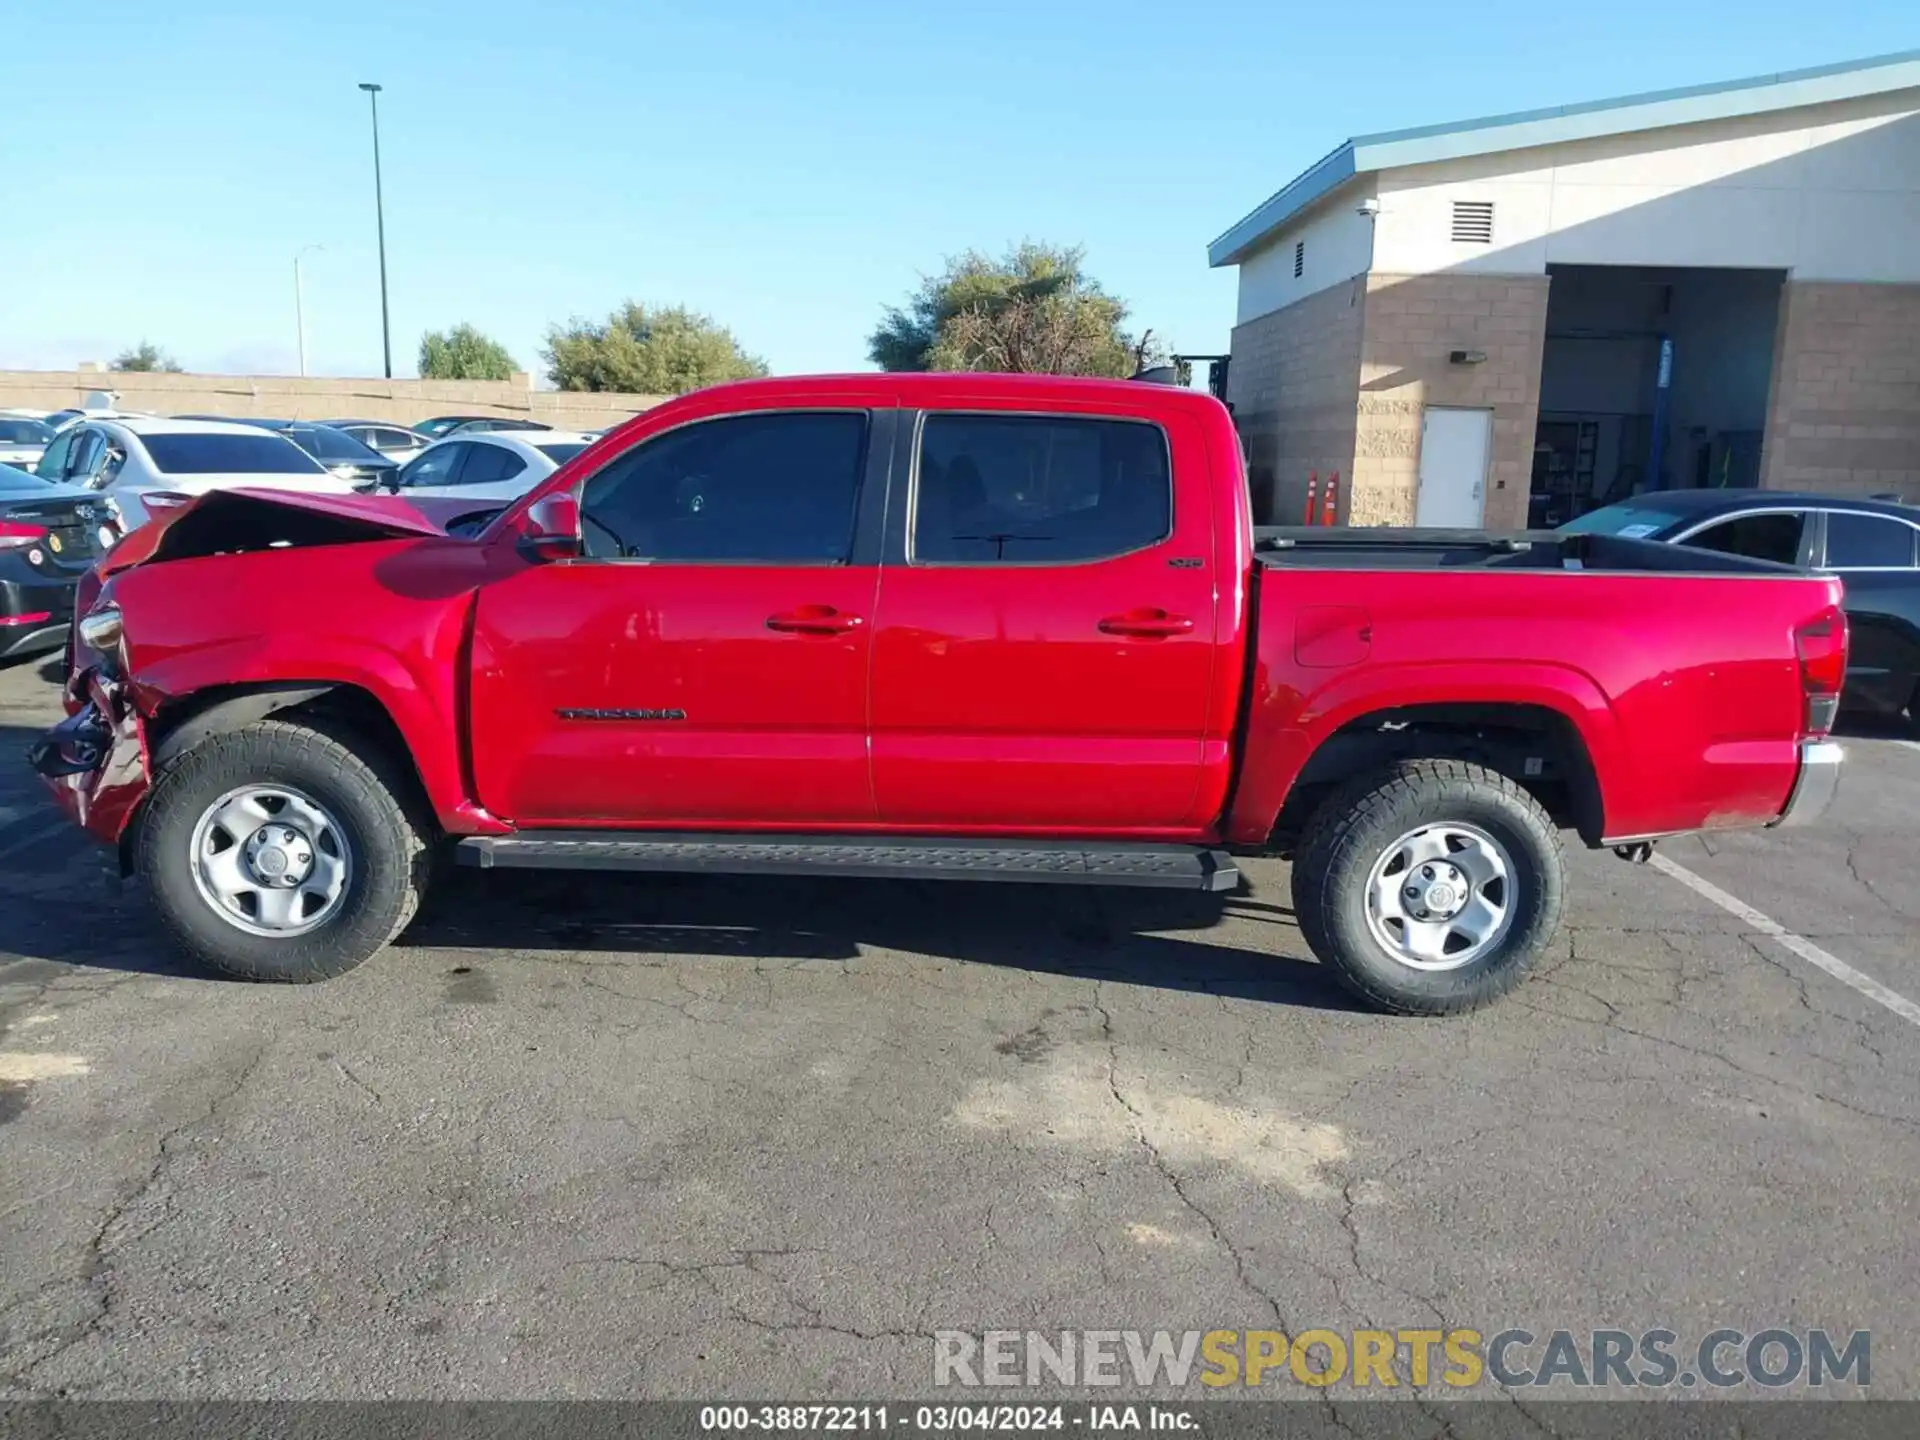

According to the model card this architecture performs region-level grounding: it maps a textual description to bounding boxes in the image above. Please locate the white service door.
[1415,407,1492,528]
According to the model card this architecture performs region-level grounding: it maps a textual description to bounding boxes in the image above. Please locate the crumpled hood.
[97,485,462,579]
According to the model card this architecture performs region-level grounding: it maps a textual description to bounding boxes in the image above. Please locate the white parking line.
[1651,853,1920,1029]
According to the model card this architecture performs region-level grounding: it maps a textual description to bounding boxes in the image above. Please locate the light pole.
[293,244,324,377]
[358,82,392,379]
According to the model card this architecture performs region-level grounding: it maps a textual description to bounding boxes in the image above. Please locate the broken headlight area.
[29,701,115,778]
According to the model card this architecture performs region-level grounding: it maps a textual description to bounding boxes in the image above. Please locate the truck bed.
[1254,526,1795,575]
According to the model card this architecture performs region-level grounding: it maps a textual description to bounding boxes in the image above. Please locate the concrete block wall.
[1760,281,1920,500]
[1225,279,1366,523]
[0,368,667,431]
[1352,274,1550,529]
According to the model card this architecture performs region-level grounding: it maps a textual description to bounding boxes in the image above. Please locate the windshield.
[0,420,52,445]
[141,433,328,475]
[533,443,589,466]
[1557,502,1692,539]
[288,427,384,463]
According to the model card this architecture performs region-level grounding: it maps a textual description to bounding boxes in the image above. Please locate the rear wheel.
[137,720,429,982]
[1292,759,1564,1015]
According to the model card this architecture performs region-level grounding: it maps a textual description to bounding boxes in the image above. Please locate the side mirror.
[520,492,581,561]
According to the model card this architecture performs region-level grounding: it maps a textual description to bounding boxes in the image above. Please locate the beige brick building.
[1210,50,1920,529]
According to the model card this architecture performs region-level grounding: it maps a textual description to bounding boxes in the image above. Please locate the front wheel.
[137,720,429,982]
[1291,759,1564,1015]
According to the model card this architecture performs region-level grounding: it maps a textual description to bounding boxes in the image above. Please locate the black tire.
[135,720,430,982]
[1291,759,1564,1016]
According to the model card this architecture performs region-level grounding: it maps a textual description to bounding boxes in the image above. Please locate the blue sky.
[4,1,1914,382]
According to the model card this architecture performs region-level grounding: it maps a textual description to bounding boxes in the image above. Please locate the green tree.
[869,242,1161,377]
[418,324,519,381]
[543,303,769,394]
[111,341,183,373]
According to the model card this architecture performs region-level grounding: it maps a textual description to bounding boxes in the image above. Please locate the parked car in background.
[381,430,596,530]
[35,418,356,531]
[44,391,146,433]
[0,417,55,474]
[325,421,433,460]
[1562,489,1920,718]
[0,463,118,658]
[413,415,553,439]
[413,415,493,439]
[443,418,552,436]
[35,375,1848,1014]
[239,420,399,490]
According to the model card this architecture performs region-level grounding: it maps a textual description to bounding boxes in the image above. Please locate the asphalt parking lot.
[0,650,1915,1406]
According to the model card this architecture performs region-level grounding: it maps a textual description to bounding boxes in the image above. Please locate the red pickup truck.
[32,374,1848,1014]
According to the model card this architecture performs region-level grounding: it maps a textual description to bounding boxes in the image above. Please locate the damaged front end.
[28,486,460,851]
[29,662,151,847]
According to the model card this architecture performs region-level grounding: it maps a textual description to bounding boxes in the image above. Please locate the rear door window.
[1824,511,1917,568]
[400,443,468,488]
[912,413,1171,564]
[1678,511,1806,566]
[458,444,526,487]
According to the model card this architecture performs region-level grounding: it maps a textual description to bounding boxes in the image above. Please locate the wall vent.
[1293,240,1305,278]
[1451,200,1494,244]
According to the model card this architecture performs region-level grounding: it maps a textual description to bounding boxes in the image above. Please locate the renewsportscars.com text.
[933,1328,1871,1390]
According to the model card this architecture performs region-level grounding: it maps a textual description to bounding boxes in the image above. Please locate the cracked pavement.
[0,656,1914,1403]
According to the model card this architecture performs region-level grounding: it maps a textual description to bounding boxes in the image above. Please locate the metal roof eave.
[1207,48,1920,269]
[1207,144,1357,268]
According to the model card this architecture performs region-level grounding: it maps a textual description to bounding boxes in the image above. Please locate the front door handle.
[767,605,864,635]
[1098,608,1195,639]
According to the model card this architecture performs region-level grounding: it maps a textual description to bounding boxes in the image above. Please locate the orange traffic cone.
[1303,472,1318,524]
[1320,473,1339,526]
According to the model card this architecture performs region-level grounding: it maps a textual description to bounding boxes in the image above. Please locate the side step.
[455,832,1241,892]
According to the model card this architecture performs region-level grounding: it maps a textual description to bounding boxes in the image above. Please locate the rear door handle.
[1098,609,1195,638]
[767,605,864,635]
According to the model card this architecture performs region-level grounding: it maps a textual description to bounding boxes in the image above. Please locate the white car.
[35,417,357,530]
[385,430,596,506]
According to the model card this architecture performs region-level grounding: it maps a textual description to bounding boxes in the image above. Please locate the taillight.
[1794,605,1848,738]
[0,518,48,550]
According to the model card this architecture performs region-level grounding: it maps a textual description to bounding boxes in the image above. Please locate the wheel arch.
[129,681,441,875]
[1264,699,1608,852]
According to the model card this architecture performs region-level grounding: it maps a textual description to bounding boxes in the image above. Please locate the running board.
[454,832,1241,892]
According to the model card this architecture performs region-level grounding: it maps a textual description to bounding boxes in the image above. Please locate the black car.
[322,420,433,460]
[0,464,118,659]
[1563,490,1920,717]
[239,420,399,489]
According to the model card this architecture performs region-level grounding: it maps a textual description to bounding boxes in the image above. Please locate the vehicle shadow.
[0,703,1353,1012]
[402,866,1355,1012]
[1833,710,1920,742]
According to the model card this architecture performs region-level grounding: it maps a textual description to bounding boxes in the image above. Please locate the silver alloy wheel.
[1363,821,1515,971]
[188,785,352,938]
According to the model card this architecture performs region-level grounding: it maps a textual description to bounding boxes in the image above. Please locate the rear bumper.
[1772,740,1843,828]
[0,569,78,657]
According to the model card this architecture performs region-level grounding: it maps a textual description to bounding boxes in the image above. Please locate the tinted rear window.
[142,434,326,475]
[1558,502,1690,539]
[0,420,52,444]
[913,413,1171,564]
[291,428,381,463]
[1826,511,1917,568]
[534,443,588,465]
